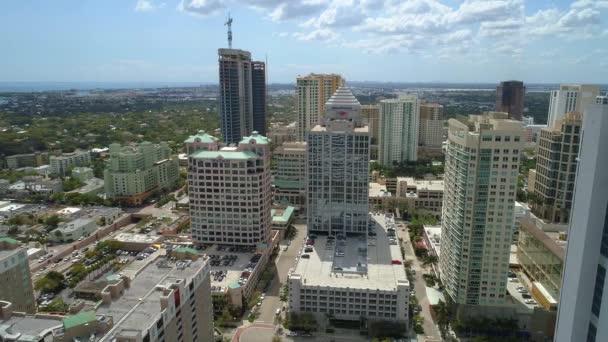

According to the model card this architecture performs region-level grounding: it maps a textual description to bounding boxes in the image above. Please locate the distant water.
[0,82,214,92]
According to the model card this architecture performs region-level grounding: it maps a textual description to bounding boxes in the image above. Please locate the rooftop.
[325,87,361,107]
[396,177,444,191]
[205,245,262,294]
[0,237,22,260]
[423,226,442,257]
[0,315,61,341]
[62,311,96,330]
[271,206,295,224]
[113,233,162,244]
[369,183,390,198]
[190,150,258,160]
[239,132,270,145]
[292,213,408,291]
[184,130,219,144]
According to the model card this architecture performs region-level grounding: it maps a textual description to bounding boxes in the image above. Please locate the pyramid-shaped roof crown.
[323,87,362,126]
[326,87,361,107]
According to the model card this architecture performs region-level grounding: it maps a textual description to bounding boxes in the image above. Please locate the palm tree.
[422,255,439,267]
[434,300,451,337]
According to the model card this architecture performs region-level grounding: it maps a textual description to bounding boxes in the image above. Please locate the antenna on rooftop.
[225,12,233,49]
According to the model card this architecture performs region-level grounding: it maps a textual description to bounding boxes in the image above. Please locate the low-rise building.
[50,150,91,177]
[49,218,97,243]
[288,214,409,330]
[271,206,296,237]
[395,177,444,218]
[422,225,442,276]
[71,167,94,182]
[0,238,36,314]
[369,182,391,208]
[5,151,49,169]
[68,178,105,196]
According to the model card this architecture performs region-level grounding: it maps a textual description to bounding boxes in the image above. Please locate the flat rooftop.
[397,177,444,191]
[97,253,207,336]
[424,226,442,257]
[0,315,61,341]
[113,233,162,244]
[369,183,390,198]
[292,214,408,291]
[205,245,260,292]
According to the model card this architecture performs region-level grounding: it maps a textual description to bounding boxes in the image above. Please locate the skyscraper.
[361,104,380,159]
[555,101,608,342]
[418,103,444,157]
[188,132,272,246]
[531,112,582,224]
[378,95,420,166]
[439,112,524,305]
[307,87,370,234]
[496,80,525,121]
[296,73,343,141]
[547,84,599,128]
[218,48,266,144]
[0,238,36,314]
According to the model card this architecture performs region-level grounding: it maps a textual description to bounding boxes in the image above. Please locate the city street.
[397,222,442,341]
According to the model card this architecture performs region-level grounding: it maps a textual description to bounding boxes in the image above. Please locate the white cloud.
[178,0,225,16]
[135,0,157,12]
[293,28,339,42]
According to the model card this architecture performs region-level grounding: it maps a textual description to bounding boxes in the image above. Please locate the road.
[397,222,442,340]
[257,221,307,324]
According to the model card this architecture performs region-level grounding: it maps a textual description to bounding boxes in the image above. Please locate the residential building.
[395,177,444,218]
[288,214,409,329]
[307,87,370,235]
[49,218,97,243]
[378,96,420,166]
[518,217,565,311]
[0,238,36,314]
[555,102,608,342]
[267,122,297,147]
[439,112,524,305]
[218,48,266,144]
[5,151,49,169]
[418,103,444,157]
[361,104,380,160]
[547,84,599,128]
[188,132,272,246]
[296,73,344,140]
[50,150,91,176]
[524,124,547,143]
[273,142,307,208]
[104,142,179,206]
[531,112,582,224]
[496,80,525,121]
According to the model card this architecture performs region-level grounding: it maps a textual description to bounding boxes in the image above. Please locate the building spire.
[224,12,233,49]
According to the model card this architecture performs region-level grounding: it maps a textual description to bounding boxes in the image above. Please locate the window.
[591,264,606,317]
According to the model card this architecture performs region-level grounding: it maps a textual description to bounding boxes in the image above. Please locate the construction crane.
[225,13,233,49]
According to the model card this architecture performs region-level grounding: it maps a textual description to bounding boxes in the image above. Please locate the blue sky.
[1,0,607,84]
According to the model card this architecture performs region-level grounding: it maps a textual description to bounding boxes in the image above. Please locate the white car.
[525,299,537,305]
[509,278,519,282]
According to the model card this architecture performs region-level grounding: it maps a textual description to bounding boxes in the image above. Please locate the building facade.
[188,132,272,246]
[273,142,307,208]
[104,142,179,206]
[296,74,343,141]
[378,96,419,166]
[5,151,49,169]
[555,102,608,342]
[0,238,36,313]
[496,80,525,121]
[439,112,524,305]
[395,177,444,218]
[218,48,266,144]
[50,150,91,176]
[418,103,444,156]
[547,84,599,128]
[307,87,370,235]
[532,112,582,224]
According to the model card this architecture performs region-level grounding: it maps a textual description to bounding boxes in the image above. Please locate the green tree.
[45,215,61,229]
[35,271,65,293]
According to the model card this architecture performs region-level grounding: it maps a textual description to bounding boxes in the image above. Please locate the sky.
[1,0,608,84]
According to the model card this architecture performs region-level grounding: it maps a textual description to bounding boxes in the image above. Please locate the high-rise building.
[439,112,524,305]
[273,141,307,208]
[496,80,525,121]
[104,142,179,206]
[50,150,91,176]
[188,132,272,246]
[547,84,599,128]
[361,104,380,160]
[296,73,343,141]
[307,87,370,234]
[555,102,608,342]
[378,96,420,166]
[0,237,36,313]
[418,103,444,156]
[218,48,266,144]
[531,112,582,224]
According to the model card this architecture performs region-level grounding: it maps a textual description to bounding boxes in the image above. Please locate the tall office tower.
[439,112,524,305]
[252,61,267,135]
[218,48,266,144]
[361,104,380,160]
[555,102,608,342]
[547,84,600,128]
[0,238,36,313]
[418,103,444,155]
[307,87,370,234]
[378,95,420,166]
[296,73,344,141]
[273,141,307,207]
[496,80,525,121]
[532,112,582,224]
[188,132,272,246]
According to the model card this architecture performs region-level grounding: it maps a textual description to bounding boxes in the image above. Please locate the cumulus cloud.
[135,0,157,12]
[293,28,339,42]
[178,0,225,16]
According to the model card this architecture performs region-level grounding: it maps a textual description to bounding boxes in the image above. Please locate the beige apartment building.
[395,177,444,218]
[296,73,343,140]
[0,238,36,314]
[530,112,582,224]
[273,141,307,208]
[361,104,380,160]
[418,103,444,157]
[188,132,272,246]
[439,112,524,306]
